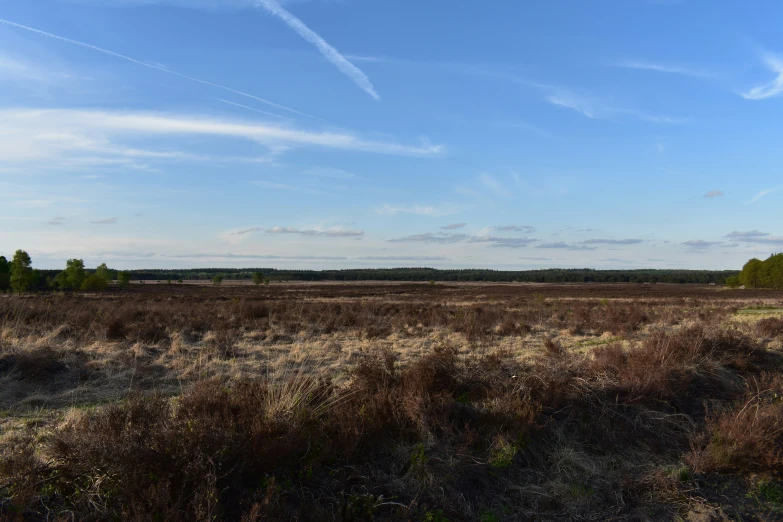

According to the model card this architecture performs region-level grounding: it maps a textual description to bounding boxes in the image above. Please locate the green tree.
[252,272,265,286]
[739,258,764,288]
[63,259,86,290]
[81,274,108,291]
[117,271,131,289]
[725,275,741,288]
[0,256,10,291]
[212,275,223,286]
[95,263,111,283]
[10,250,33,294]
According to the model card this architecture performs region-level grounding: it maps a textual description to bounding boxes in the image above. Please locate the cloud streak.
[0,110,444,163]
[746,187,779,204]
[612,60,713,78]
[255,0,379,100]
[267,226,364,238]
[0,17,319,120]
[741,52,783,100]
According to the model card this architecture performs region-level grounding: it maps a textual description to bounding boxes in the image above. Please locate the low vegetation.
[1,282,782,520]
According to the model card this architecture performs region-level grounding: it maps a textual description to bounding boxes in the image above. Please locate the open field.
[2,283,783,521]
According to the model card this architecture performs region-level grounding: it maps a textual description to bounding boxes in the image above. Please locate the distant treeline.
[113,268,738,284]
[728,253,783,289]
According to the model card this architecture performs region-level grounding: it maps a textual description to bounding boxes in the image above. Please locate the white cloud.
[704,190,724,198]
[255,0,380,100]
[441,223,467,230]
[741,52,783,100]
[0,109,444,170]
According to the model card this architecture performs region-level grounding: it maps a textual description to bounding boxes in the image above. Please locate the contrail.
[215,98,296,122]
[255,0,380,100]
[0,17,321,120]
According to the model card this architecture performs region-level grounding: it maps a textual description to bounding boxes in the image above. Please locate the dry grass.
[1,283,783,520]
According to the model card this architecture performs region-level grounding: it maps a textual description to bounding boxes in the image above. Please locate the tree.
[10,250,33,294]
[117,271,131,289]
[63,259,86,290]
[212,275,223,286]
[0,256,10,291]
[737,254,783,289]
[725,275,741,288]
[82,274,108,291]
[95,263,111,283]
[252,272,265,286]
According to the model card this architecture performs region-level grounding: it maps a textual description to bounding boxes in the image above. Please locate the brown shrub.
[688,375,783,475]
[757,317,783,338]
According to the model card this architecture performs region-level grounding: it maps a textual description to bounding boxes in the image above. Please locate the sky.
[1,0,782,271]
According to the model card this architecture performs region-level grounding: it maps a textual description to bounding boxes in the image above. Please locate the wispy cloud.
[547,91,599,119]
[725,230,769,240]
[491,225,536,234]
[537,242,597,251]
[231,227,262,235]
[253,181,331,195]
[0,17,319,120]
[388,232,537,249]
[256,0,379,100]
[741,52,783,100]
[0,110,444,168]
[547,90,687,124]
[704,190,724,198]
[91,217,118,225]
[166,253,349,260]
[267,226,364,238]
[357,256,448,261]
[376,204,458,216]
[503,120,556,139]
[441,223,466,230]
[725,230,783,246]
[681,239,721,249]
[611,59,713,78]
[0,52,72,84]
[479,173,511,198]
[582,238,643,245]
[215,98,294,121]
[388,232,469,244]
[47,216,67,226]
[302,167,357,179]
[746,187,779,204]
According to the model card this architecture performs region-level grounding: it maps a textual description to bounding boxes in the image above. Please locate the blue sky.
[1,0,782,270]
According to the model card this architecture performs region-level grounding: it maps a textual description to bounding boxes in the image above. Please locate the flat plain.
[2,282,783,521]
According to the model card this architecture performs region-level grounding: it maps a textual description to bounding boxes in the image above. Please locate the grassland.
[1,282,783,521]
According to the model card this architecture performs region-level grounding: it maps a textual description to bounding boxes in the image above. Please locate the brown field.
[2,283,783,521]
